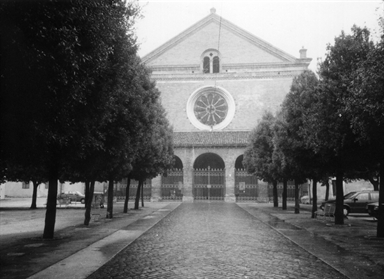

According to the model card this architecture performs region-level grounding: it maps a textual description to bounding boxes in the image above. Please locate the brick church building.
[141,8,311,203]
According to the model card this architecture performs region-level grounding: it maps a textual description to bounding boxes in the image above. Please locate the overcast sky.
[135,0,383,72]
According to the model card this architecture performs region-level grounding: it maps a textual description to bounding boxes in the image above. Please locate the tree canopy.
[243,112,280,207]
[0,0,173,238]
[343,27,384,237]
[244,23,384,235]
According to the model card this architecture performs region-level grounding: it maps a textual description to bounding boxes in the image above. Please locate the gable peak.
[142,7,310,65]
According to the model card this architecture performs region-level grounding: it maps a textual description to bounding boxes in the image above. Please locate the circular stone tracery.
[186,86,235,131]
[194,92,228,126]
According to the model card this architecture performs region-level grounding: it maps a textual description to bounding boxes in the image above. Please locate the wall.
[1,181,85,198]
[157,76,293,132]
[147,21,283,67]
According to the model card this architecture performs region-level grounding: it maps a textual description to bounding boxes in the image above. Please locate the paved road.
[87,202,346,279]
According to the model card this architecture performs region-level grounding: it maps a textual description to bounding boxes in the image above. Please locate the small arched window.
[201,50,220,74]
[203,57,210,73]
[213,56,220,73]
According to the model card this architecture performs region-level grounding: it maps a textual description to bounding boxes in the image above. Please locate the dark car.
[57,191,85,204]
[320,191,357,210]
[366,202,382,219]
[322,190,379,216]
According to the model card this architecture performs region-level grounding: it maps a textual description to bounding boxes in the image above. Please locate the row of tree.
[0,0,174,239]
[244,24,384,237]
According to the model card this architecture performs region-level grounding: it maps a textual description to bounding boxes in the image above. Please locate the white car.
[300,195,310,204]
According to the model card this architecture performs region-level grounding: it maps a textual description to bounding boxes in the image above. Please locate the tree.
[129,102,174,210]
[5,164,47,209]
[345,31,384,236]
[123,177,132,213]
[271,115,291,210]
[301,26,374,225]
[0,0,142,237]
[280,70,326,217]
[273,113,306,213]
[244,112,280,207]
[83,181,95,225]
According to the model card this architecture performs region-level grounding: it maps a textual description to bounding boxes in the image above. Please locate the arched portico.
[193,153,225,200]
[193,152,225,169]
[160,156,184,201]
[172,147,245,202]
[234,155,259,202]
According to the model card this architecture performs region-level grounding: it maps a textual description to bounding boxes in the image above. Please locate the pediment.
[142,9,299,67]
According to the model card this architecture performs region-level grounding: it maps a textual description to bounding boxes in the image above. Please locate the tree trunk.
[282,178,287,210]
[325,178,330,201]
[272,180,278,207]
[294,179,300,214]
[84,180,90,208]
[368,176,379,191]
[84,181,95,226]
[311,178,318,218]
[43,163,58,239]
[84,181,90,224]
[30,181,39,209]
[106,179,114,218]
[377,156,384,237]
[134,180,142,210]
[123,177,131,213]
[334,168,344,225]
[141,180,144,207]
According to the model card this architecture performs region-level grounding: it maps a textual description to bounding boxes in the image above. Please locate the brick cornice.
[151,70,304,82]
[173,131,250,148]
[148,61,311,73]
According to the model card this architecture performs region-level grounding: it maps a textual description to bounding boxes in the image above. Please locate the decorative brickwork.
[174,131,250,147]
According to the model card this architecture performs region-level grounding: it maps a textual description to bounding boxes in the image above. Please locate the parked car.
[57,191,85,204]
[321,190,379,216]
[366,202,382,219]
[300,195,310,204]
[320,191,357,210]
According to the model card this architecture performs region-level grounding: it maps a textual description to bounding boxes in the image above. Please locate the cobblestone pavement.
[87,202,347,279]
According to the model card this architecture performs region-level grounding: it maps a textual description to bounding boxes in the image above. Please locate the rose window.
[187,86,235,131]
[194,92,228,126]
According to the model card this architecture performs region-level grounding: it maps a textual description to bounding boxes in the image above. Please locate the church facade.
[144,8,311,202]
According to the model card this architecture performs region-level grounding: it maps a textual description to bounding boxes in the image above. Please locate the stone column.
[224,157,236,202]
[182,148,194,202]
[182,168,194,202]
[151,175,162,202]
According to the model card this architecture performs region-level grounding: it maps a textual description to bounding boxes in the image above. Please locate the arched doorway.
[193,153,225,200]
[161,156,183,200]
[234,155,258,202]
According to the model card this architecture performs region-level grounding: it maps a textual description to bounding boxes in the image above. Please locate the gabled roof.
[173,131,250,148]
[142,8,298,64]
